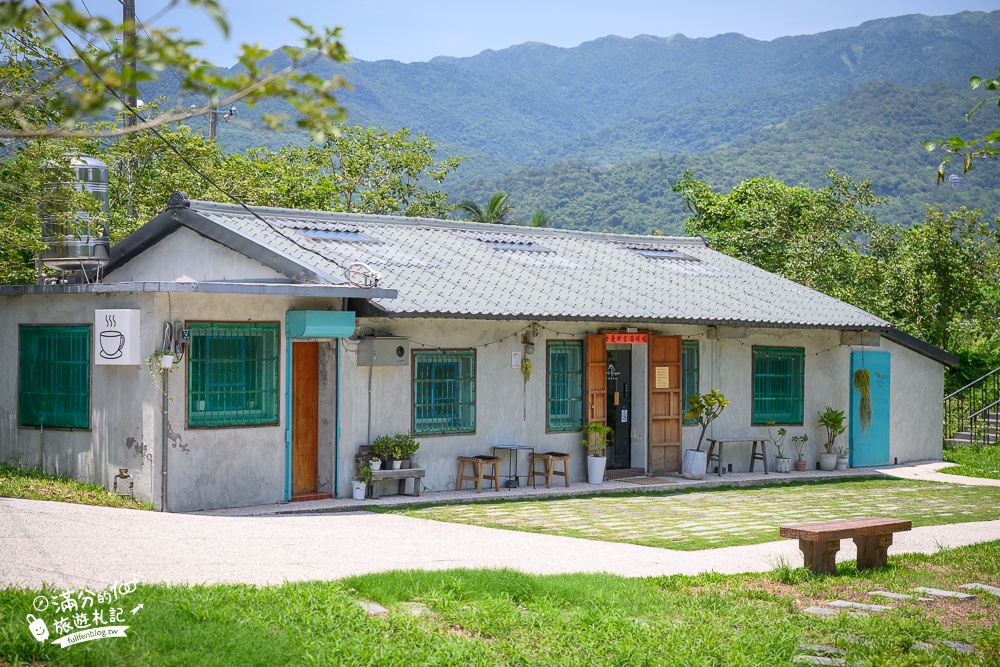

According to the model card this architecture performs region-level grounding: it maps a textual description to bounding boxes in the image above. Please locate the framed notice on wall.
[655,366,671,389]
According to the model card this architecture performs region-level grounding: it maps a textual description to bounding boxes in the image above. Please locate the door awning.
[286,310,355,339]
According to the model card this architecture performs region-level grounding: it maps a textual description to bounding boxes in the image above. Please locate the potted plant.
[581,421,613,484]
[817,406,846,471]
[395,432,420,468]
[370,457,382,471]
[836,444,850,471]
[682,389,730,479]
[372,434,394,468]
[791,434,809,471]
[352,464,374,500]
[768,423,791,474]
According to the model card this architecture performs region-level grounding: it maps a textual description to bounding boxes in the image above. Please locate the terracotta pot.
[794,460,807,472]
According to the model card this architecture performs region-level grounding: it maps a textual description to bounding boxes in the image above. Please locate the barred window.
[682,340,699,425]
[188,322,279,427]
[547,341,583,431]
[752,346,805,425]
[412,350,475,435]
[18,326,90,429]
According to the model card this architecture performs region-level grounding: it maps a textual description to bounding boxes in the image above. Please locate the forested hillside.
[159,10,1000,232]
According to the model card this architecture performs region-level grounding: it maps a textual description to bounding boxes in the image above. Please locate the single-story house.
[0,192,958,511]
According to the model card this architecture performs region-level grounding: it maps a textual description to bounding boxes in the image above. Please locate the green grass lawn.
[1,542,998,666]
[389,478,1000,551]
[943,444,1000,481]
[0,464,153,510]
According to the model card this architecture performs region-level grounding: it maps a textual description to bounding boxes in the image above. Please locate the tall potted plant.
[682,389,730,479]
[791,434,809,471]
[581,421,613,484]
[768,423,791,474]
[817,406,846,471]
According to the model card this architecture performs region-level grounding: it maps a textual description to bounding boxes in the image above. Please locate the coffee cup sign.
[94,310,141,365]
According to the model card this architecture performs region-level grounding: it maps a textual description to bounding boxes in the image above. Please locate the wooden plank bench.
[368,467,425,500]
[779,517,912,574]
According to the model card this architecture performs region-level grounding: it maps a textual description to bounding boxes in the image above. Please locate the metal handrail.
[968,398,1000,422]
[944,365,1000,401]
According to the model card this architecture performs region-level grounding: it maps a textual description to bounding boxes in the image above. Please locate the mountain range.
[186,9,1000,233]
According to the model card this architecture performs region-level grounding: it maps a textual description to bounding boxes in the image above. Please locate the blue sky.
[100,0,1000,65]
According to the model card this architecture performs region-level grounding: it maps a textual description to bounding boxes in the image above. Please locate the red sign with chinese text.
[605,333,648,344]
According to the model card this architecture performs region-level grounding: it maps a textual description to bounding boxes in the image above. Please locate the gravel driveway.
[3,497,1000,590]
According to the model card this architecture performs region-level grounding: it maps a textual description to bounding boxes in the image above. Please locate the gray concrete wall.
[341,320,946,496]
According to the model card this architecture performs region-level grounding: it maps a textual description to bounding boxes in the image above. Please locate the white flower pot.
[819,452,838,471]
[587,455,606,484]
[370,460,382,471]
[159,354,174,369]
[775,457,792,474]
[391,460,402,470]
[681,448,708,480]
[836,456,849,471]
[351,480,366,500]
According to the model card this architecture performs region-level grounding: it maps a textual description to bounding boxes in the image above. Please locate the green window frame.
[682,340,699,425]
[752,346,805,425]
[547,341,583,431]
[413,350,476,435]
[18,325,91,429]
[188,322,279,427]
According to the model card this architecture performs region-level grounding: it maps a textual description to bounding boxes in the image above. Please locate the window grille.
[413,350,475,434]
[188,323,279,427]
[682,341,699,424]
[752,347,805,425]
[547,341,583,431]
[18,326,90,429]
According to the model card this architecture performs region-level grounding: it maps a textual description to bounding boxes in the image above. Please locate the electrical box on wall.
[357,337,409,366]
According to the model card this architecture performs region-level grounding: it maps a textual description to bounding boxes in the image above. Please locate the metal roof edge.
[882,328,959,368]
[0,281,396,299]
[186,198,706,246]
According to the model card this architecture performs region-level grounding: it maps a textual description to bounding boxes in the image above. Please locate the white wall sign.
[94,309,141,365]
[511,350,522,369]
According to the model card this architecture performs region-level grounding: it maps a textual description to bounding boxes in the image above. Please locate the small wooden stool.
[456,455,501,492]
[530,452,571,488]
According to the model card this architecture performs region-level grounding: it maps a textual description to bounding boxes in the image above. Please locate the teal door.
[849,351,891,467]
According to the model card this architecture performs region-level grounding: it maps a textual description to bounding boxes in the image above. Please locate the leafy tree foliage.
[0,2,349,140]
[0,118,461,283]
[926,68,1000,180]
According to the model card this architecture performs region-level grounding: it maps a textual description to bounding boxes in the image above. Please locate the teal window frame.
[412,350,476,435]
[18,325,91,429]
[546,341,583,432]
[752,346,805,425]
[682,340,699,425]
[187,322,279,428]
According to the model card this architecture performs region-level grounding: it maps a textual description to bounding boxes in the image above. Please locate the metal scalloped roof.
[179,199,890,329]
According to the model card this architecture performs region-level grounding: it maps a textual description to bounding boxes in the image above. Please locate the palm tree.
[456,191,514,223]
[529,210,551,228]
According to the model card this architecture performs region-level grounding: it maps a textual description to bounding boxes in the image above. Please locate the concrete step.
[960,582,1000,596]
[912,587,976,600]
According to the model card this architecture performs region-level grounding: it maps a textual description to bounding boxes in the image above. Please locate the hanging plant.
[521,358,532,383]
[853,367,872,434]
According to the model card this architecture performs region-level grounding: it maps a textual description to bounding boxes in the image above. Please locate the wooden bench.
[779,517,912,574]
[368,467,425,499]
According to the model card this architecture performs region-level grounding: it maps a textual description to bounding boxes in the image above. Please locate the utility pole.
[122,0,137,134]
[209,112,217,142]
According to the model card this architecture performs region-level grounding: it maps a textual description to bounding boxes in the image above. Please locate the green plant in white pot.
[768,423,791,474]
[682,389,730,479]
[817,406,846,471]
[581,421,613,484]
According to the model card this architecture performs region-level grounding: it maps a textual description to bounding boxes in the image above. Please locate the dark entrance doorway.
[606,348,632,469]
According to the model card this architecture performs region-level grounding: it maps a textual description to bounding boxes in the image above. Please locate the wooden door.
[292,341,319,496]
[649,335,682,473]
[585,334,607,425]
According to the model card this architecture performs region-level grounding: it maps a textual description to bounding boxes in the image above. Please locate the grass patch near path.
[392,478,1000,551]
[944,444,1000,480]
[1,542,998,666]
[0,464,153,511]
